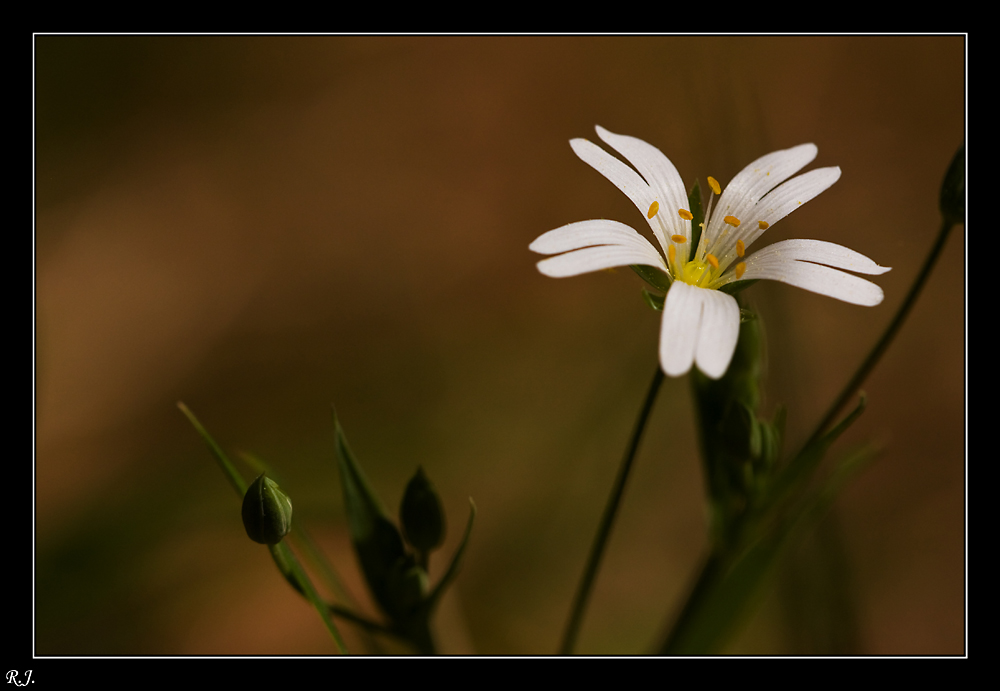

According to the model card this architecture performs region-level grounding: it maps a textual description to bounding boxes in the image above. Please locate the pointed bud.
[242,472,293,545]
[400,467,446,553]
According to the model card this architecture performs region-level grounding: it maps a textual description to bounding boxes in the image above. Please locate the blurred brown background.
[35,35,964,655]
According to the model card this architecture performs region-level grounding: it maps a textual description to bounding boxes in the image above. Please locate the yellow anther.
[707,176,721,195]
[678,208,694,221]
[668,244,676,264]
[758,220,769,230]
[724,215,741,227]
[735,262,747,279]
[736,239,745,257]
[647,201,659,219]
[671,234,686,243]
[706,253,719,269]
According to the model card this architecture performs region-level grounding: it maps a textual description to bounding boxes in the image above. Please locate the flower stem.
[559,366,665,654]
[800,216,957,455]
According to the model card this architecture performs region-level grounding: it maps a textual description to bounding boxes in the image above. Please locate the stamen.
[707,176,721,195]
[671,234,686,243]
[668,244,676,264]
[706,253,719,269]
[678,208,694,221]
[736,239,745,257]
[758,220,769,230]
[724,215,741,227]
[647,201,659,219]
[735,262,746,279]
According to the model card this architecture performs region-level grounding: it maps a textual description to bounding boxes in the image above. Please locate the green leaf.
[424,499,476,612]
[177,402,247,497]
[764,394,867,513]
[332,410,408,618]
[268,541,349,653]
[662,529,789,655]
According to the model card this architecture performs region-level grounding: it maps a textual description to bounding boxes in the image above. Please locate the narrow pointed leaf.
[766,394,867,512]
[425,499,476,612]
[178,402,247,497]
[333,411,407,617]
[268,542,349,653]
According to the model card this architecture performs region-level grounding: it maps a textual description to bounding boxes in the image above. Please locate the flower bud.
[400,467,445,553]
[242,472,293,545]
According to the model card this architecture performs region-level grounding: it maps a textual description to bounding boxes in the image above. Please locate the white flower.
[530,126,890,380]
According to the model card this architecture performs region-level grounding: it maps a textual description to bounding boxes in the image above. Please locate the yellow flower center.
[679,258,716,288]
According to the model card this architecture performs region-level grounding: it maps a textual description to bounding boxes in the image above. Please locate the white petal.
[594,126,691,244]
[536,243,666,278]
[694,289,740,379]
[724,143,818,205]
[530,219,663,256]
[569,138,665,252]
[739,252,885,306]
[743,238,891,275]
[705,144,819,251]
[711,167,843,269]
[747,167,842,242]
[659,282,701,377]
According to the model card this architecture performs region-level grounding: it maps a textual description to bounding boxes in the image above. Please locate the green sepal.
[400,466,447,555]
[939,144,965,226]
[641,288,665,312]
[332,411,408,618]
[720,280,760,296]
[630,264,672,292]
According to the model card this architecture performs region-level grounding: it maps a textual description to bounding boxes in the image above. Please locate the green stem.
[559,366,665,654]
[799,217,957,456]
